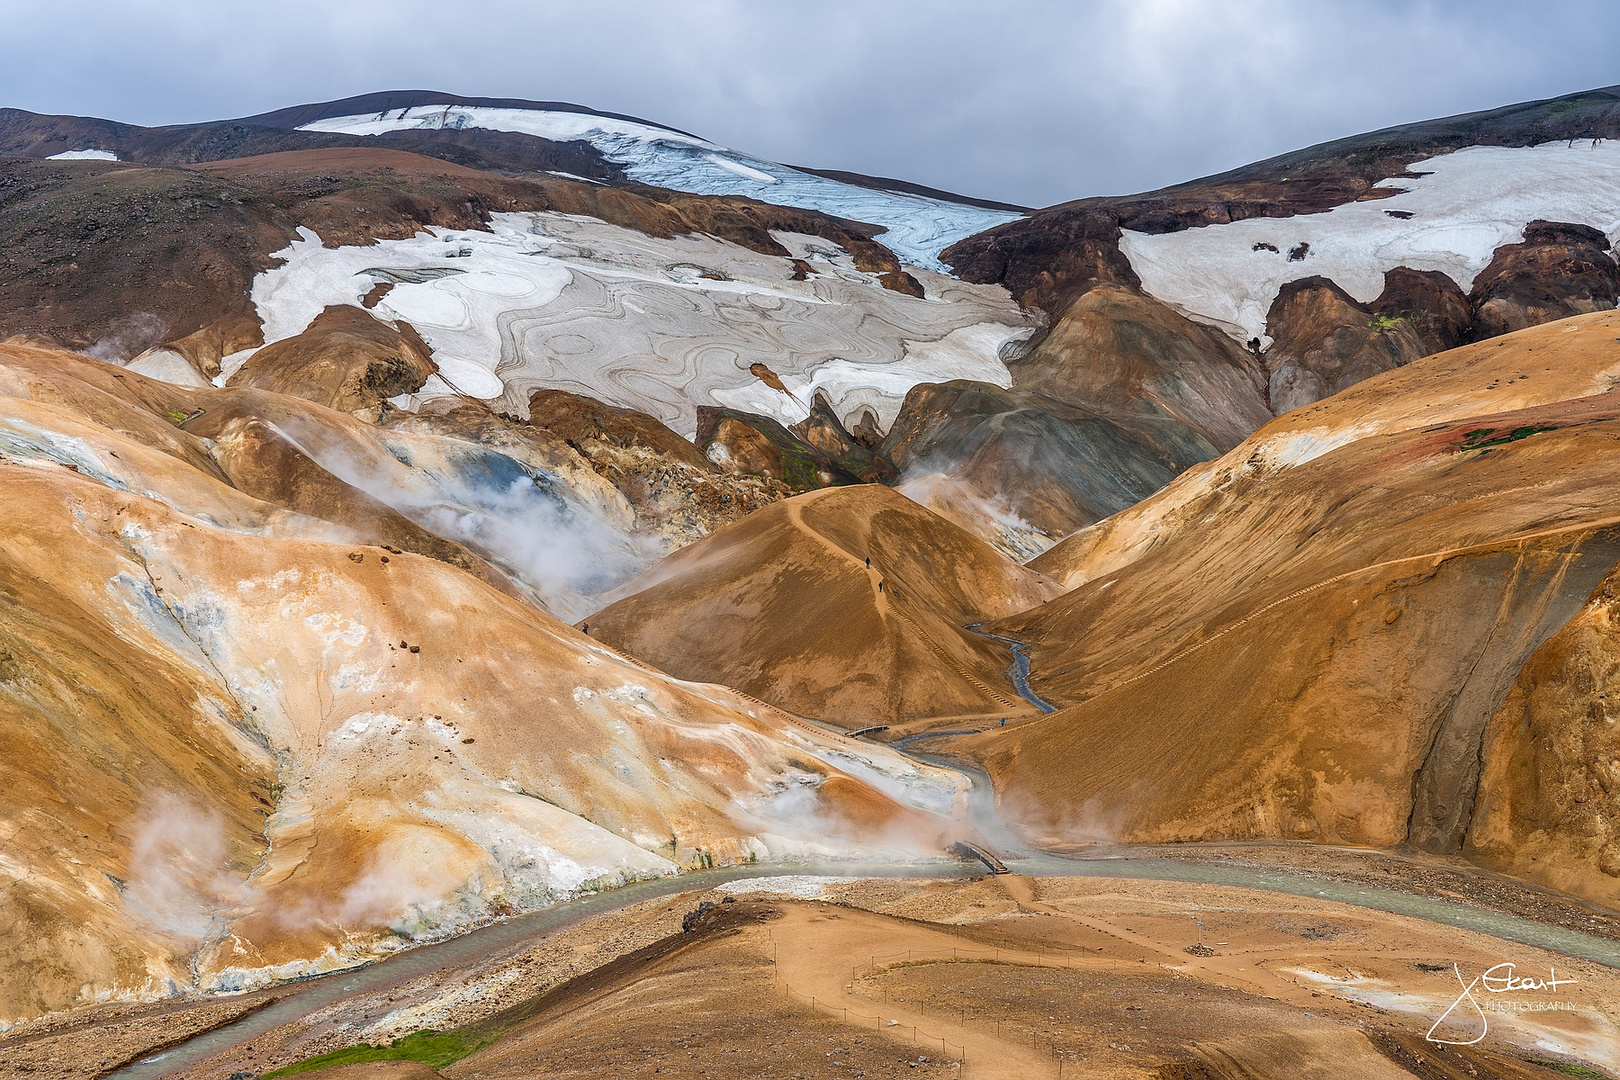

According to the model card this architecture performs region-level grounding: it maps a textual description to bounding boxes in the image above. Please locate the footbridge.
[950,840,1010,875]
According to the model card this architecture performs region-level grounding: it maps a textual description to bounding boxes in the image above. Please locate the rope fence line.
[852,943,1093,981]
[774,979,966,1062]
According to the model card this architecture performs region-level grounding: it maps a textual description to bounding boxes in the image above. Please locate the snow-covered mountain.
[294,100,1022,269]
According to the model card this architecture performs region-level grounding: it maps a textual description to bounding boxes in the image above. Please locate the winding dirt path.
[768,903,1063,1077]
[784,489,1021,711]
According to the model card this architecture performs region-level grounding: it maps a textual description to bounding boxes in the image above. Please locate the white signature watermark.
[1427,962,1578,1045]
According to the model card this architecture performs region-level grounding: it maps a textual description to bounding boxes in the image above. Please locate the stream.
[964,624,1057,713]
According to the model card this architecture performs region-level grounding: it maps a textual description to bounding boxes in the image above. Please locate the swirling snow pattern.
[249,213,1037,438]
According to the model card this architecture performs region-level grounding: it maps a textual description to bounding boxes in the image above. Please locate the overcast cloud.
[3,0,1617,208]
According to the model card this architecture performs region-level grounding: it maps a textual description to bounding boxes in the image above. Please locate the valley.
[2,78,1620,1079]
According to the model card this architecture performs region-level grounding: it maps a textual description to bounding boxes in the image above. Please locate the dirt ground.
[10,870,1616,1080]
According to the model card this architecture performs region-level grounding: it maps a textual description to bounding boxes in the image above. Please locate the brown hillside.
[0,341,967,1021]
[228,304,438,412]
[951,313,1620,903]
[587,485,1062,726]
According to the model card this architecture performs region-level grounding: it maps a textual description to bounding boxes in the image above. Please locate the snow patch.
[1120,141,1620,345]
[47,149,118,161]
[1252,424,1379,469]
[247,212,1035,437]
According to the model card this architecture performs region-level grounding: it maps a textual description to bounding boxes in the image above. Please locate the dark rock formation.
[880,380,1218,543]
[790,391,898,482]
[941,207,1139,318]
[1370,267,1472,356]
[697,406,878,488]
[1263,277,1426,413]
[1469,220,1620,341]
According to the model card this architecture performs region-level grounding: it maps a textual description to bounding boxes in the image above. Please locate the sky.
[3,0,1618,208]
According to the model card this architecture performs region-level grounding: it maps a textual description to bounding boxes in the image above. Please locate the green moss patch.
[1460,425,1559,451]
[262,1028,493,1076]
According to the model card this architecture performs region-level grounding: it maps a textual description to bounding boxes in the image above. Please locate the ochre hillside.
[950,312,1620,904]
[0,342,965,1023]
[587,484,1062,726]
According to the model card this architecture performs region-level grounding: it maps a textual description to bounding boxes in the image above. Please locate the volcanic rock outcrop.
[698,403,892,489]
[1469,220,1620,341]
[227,304,438,413]
[1262,276,1427,413]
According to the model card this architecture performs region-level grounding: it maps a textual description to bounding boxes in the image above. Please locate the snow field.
[248,213,1036,438]
[1120,141,1620,346]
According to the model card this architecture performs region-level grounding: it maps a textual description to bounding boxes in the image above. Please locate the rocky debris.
[1262,276,1426,413]
[527,389,789,548]
[682,900,718,932]
[0,158,293,355]
[228,304,437,413]
[1469,219,1620,340]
